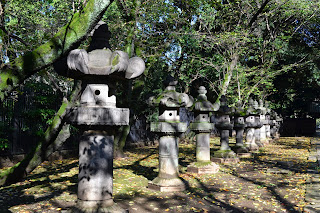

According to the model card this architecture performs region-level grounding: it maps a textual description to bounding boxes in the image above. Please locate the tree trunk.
[113,11,138,157]
[214,53,239,105]
[0,82,81,186]
[114,125,130,158]
[0,0,114,100]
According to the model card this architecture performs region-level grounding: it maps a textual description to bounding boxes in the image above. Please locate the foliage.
[0,0,114,100]
[104,0,320,118]
[1,0,80,63]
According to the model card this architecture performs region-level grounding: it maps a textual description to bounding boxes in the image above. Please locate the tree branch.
[0,25,29,46]
[0,0,114,100]
[248,0,271,29]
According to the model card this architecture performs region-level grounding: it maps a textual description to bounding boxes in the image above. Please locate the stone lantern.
[148,76,193,192]
[258,99,268,145]
[275,113,283,138]
[187,86,219,174]
[265,101,272,140]
[245,99,262,151]
[232,101,249,154]
[64,22,145,212]
[270,111,277,139]
[253,100,263,147]
[213,95,238,163]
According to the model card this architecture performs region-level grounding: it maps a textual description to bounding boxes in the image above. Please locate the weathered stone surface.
[67,49,89,74]
[233,118,245,129]
[67,48,145,80]
[254,120,263,147]
[125,57,146,79]
[189,122,214,132]
[235,128,245,147]
[78,131,113,202]
[245,115,256,127]
[187,162,219,174]
[80,84,116,107]
[195,133,211,162]
[215,115,232,128]
[232,104,247,150]
[65,22,145,80]
[188,86,218,174]
[65,21,145,212]
[88,49,127,75]
[67,107,129,126]
[193,86,217,112]
[158,136,179,178]
[149,76,190,192]
[159,109,180,122]
[219,129,231,150]
[74,201,128,213]
[148,136,186,192]
[237,153,252,158]
[245,128,255,144]
[260,115,267,142]
[194,113,210,122]
[211,157,240,164]
[245,103,263,150]
[150,122,187,133]
[148,180,185,192]
[149,76,193,108]
[67,48,126,76]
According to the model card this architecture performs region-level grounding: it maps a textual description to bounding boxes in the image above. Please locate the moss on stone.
[112,54,120,66]
[193,161,213,167]
[214,150,236,158]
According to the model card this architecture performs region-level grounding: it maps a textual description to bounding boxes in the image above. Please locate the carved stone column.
[258,100,268,145]
[245,99,262,151]
[231,101,249,154]
[64,22,145,213]
[253,100,263,147]
[148,76,193,192]
[213,96,238,164]
[187,86,219,174]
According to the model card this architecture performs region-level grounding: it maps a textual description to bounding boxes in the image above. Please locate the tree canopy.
[0,0,319,109]
[104,0,320,115]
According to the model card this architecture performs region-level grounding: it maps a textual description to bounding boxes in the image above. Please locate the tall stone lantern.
[64,22,145,212]
[187,86,219,174]
[258,99,268,145]
[253,100,263,147]
[275,113,283,138]
[270,111,277,139]
[213,95,238,163]
[232,101,249,154]
[148,76,193,192]
[265,101,272,140]
[245,99,261,151]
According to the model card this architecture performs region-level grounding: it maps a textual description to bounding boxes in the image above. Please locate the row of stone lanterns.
[147,77,283,193]
[61,21,283,212]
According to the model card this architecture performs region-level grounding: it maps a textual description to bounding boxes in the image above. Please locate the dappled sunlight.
[0,137,315,212]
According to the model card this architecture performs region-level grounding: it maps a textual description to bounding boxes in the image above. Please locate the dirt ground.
[0,137,317,213]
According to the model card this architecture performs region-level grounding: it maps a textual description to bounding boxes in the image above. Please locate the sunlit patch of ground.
[0,137,316,212]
